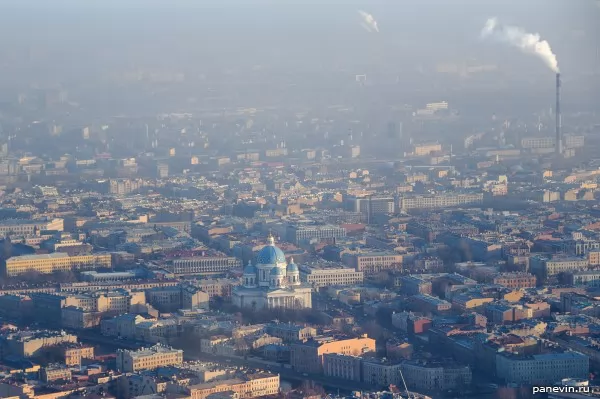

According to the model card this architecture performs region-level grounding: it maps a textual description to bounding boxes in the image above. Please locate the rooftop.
[120,345,183,358]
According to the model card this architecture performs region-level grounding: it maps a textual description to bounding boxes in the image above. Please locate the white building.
[496,351,588,384]
[232,235,312,309]
[300,264,364,288]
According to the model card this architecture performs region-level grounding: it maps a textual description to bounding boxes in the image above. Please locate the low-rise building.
[116,345,183,372]
[182,372,279,399]
[493,273,536,289]
[200,336,236,357]
[194,278,239,299]
[290,335,376,373]
[60,343,95,366]
[41,364,72,382]
[266,323,317,342]
[530,255,588,279]
[342,252,404,275]
[400,361,472,392]
[299,264,364,288]
[0,330,77,358]
[569,271,600,287]
[323,353,362,382]
[496,351,588,384]
[362,359,403,388]
[4,252,111,276]
[146,283,209,312]
[165,256,241,276]
[398,276,433,296]
[410,294,451,314]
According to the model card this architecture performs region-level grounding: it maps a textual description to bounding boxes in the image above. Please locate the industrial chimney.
[556,73,562,155]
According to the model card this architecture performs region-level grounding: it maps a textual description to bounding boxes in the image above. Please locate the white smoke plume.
[358,10,379,33]
[481,17,559,72]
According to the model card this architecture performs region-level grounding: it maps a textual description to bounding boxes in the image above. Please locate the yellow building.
[116,345,183,372]
[186,373,279,399]
[62,344,95,366]
[589,251,600,266]
[451,295,494,311]
[414,143,442,156]
[5,253,112,277]
[291,335,376,373]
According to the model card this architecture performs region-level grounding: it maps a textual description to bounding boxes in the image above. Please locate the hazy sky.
[0,0,597,81]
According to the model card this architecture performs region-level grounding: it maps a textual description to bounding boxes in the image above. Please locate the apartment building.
[200,336,235,357]
[342,252,404,275]
[194,278,239,299]
[410,294,452,313]
[0,294,32,320]
[344,196,396,220]
[116,345,183,372]
[323,353,362,382]
[398,193,483,211]
[60,344,95,366]
[400,361,472,391]
[569,271,600,287]
[492,273,537,289]
[146,284,209,312]
[362,359,403,387]
[184,373,279,399]
[588,250,600,266]
[109,178,144,195]
[521,135,584,149]
[0,218,64,237]
[286,224,346,244]
[5,252,112,276]
[299,264,364,288]
[530,255,589,279]
[414,142,443,156]
[101,314,147,339]
[495,351,588,384]
[1,330,77,358]
[290,335,376,373]
[397,276,433,296]
[266,323,317,342]
[165,256,241,275]
[40,365,71,382]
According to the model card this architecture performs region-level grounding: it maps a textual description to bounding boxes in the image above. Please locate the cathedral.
[232,234,312,310]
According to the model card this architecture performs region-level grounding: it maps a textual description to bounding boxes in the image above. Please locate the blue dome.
[257,244,286,265]
[243,262,257,275]
[270,267,286,276]
[287,262,299,273]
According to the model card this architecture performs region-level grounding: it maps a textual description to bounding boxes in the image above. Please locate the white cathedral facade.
[232,234,312,310]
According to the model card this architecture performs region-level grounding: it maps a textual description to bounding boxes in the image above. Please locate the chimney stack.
[556,73,562,155]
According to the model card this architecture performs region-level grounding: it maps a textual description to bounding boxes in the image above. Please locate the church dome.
[256,234,286,265]
[270,266,286,276]
[243,261,257,275]
[287,258,299,273]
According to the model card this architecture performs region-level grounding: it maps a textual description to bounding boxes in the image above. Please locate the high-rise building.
[344,196,396,222]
